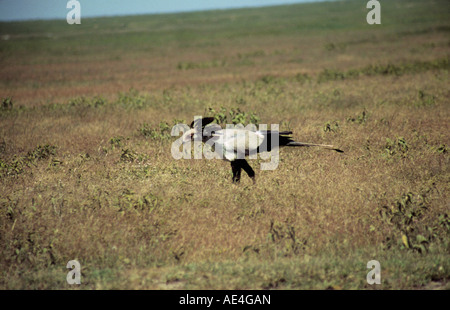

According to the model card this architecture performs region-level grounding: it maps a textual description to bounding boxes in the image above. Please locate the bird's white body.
[207,129,266,161]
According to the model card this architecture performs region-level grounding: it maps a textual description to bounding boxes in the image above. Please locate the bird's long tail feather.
[286,141,344,153]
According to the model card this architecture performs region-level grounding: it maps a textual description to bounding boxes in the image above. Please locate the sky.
[0,0,330,22]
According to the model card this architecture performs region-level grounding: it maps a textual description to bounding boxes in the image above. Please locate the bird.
[181,117,343,184]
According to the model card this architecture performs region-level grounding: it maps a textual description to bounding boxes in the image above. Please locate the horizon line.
[0,0,336,23]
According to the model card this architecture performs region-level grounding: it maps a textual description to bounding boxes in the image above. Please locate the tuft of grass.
[0,144,57,177]
[139,121,174,140]
[69,96,107,108]
[383,137,409,158]
[109,136,125,149]
[26,144,57,162]
[117,89,149,109]
[323,121,339,133]
[2,97,13,110]
[206,106,261,126]
[415,90,436,107]
[347,109,368,125]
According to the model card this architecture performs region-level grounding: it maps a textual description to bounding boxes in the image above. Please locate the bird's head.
[181,117,215,144]
[181,128,196,144]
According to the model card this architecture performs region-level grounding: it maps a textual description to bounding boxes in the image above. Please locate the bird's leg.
[239,159,256,184]
[231,160,242,183]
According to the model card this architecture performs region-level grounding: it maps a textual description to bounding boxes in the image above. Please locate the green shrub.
[206,106,260,126]
[117,89,147,109]
[383,137,409,158]
[317,69,345,83]
[139,121,171,140]
[26,144,57,162]
[2,97,13,110]
[0,144,57,177]
[110,136,125,149]
[379,190,449,253]
[69,96,107,108]
[317,57,449,83]
[347,109,367,124]
[323,121,339,133]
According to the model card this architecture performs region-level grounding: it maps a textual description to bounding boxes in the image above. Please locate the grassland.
[0,0,449,289]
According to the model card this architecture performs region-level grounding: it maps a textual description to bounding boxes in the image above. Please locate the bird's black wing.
[256,131,294,152]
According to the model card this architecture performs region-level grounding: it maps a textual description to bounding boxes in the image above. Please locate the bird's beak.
[182,130,196,145]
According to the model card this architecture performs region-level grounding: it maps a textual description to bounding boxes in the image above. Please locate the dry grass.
[0,0,449,289]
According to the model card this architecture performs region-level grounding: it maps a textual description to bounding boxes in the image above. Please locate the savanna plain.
[0,0,449,289]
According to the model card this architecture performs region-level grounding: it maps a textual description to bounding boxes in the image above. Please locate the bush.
[2,97,13,110]
[379,190,449,253]
[139,121,172,140]
[206,106,260,126]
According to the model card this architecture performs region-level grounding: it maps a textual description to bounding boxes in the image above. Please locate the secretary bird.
[181,117,343,184]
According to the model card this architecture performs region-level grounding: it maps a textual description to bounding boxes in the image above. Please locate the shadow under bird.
[181,117,343,184]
